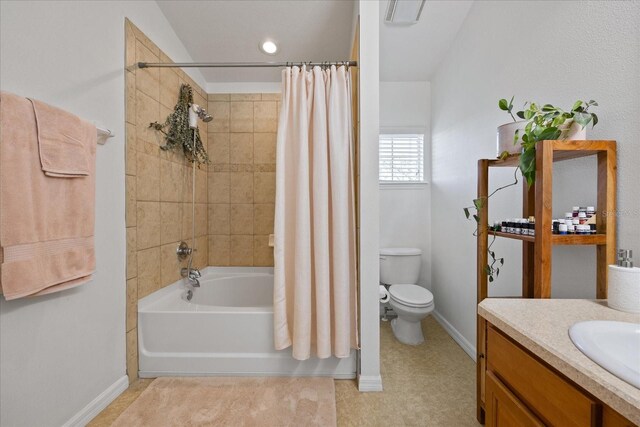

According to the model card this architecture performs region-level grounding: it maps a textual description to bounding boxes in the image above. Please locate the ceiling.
[379,0,473,81]
[156,0,356,83]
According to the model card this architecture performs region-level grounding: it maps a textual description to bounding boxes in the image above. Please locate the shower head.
[189,104,213,128]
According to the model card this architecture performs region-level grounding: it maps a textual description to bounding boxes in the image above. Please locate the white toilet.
[380,248,434,345]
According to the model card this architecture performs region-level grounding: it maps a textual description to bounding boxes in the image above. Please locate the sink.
[569,321,640,389]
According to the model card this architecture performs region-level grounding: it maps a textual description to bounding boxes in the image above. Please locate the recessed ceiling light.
[260,40,278,55]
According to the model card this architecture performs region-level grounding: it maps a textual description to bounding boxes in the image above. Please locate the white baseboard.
[432,310,476,361]
[357,374,383,392]
[63,375,128,427]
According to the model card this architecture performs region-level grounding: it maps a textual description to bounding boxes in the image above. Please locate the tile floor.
[90,316,480,426]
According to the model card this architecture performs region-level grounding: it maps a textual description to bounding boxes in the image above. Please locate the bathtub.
[138,267,357,378]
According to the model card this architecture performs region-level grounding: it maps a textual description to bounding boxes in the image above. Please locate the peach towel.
[0,91,96,300]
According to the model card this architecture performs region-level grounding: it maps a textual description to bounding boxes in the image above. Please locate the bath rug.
[111,377,337,427]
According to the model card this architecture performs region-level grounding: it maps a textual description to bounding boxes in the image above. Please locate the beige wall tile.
[126,278,137,332]
[208,93,230,101]
[137,246,160,298]
[254,235,274,267]
[208,172,230,203]
[194,235,208,268]
[253,132,277,164]
[230,204,253,235]
[126,328,138,383]
[159,159,183,202]
[160,243,181,287]
[254,172,275,203]
[208,204,230,235]
[230,93,261,101]
[209,235,230,266]
[130,22,160,56]
[229,133,253,164]
[230,101,253,132]
[208,102,230,133]
[181,202,193,241]
[195,168,208,203]
[181,164,194,203]
[126,71,136,125]
[126,175,136,228]
[135,90,160,149]
[159,68,180,109]
[135,41,160,101]
[125,23,136,69]
[136,152,160,201]
[261,93,281,101]
[195,203,208,237]
[160,202,182,244]
[229,172,253,203]
[126,227,137,279]
[136,201,160,250]
[230,235,254,266]
[254,204,275,235]
[208,133,230,165]
[253,101,278,132]
[126,122,136,175]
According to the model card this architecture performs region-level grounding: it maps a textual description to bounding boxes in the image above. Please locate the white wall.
[357,0,382,392]
[430,1,640,350]
[379,82,431,287]
[0,2,202,425]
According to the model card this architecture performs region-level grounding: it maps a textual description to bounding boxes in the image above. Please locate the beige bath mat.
[112,377,337,427]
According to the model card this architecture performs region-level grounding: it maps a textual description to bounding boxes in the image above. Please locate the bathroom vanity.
[477,299,640,426]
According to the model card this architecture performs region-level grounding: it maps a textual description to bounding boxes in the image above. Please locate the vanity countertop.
[478,298,640,424]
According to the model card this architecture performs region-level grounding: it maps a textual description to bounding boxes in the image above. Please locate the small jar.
[558,224,568,235]
[552,220,560,234]
[589,224,597,235]
[565,212,573,221]
[572,218,580,227]
[567,223,575,234]
[578,212,588,224]
[587,206,596,218]
[514,220,521,235]
[501,221,507,232]
[572,206,580,218]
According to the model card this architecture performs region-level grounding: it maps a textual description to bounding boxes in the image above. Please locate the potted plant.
[466,98,599,282]
[503,98,598,186]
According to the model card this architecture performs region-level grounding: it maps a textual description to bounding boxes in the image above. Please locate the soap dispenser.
[607,249,640,313]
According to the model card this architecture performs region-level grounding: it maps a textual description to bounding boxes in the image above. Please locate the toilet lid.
[389,284,434,308]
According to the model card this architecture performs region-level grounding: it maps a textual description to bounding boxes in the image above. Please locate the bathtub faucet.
[181,267,201,287]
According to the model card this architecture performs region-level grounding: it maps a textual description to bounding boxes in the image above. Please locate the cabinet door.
[486,371,545,427]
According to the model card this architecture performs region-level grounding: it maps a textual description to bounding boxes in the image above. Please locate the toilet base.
[391,317,425,345]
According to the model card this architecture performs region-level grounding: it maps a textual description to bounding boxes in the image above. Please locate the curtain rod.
[137,61,357,69]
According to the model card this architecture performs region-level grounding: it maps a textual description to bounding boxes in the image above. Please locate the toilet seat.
[389,284,433,308]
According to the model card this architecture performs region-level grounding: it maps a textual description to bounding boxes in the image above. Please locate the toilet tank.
[379,248,422,285]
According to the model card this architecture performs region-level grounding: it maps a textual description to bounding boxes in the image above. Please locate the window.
[379,133,425,183]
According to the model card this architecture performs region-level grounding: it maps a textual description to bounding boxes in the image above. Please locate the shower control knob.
[176,241,193,261]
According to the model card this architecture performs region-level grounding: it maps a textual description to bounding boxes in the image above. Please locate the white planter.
[496,121,526,156]
[559,120,587,140]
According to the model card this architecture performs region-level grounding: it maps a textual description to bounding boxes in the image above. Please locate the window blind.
[379,134,424,182]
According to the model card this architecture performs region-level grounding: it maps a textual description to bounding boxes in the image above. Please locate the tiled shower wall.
[124,20,209,382]
[207,93,279,267]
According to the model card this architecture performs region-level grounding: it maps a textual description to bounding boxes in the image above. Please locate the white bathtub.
[138,267,357,378]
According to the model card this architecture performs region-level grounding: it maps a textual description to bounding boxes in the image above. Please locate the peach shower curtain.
[273,65,358,360]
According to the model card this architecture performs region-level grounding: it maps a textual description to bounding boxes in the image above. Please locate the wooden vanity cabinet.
[482,323,636,427]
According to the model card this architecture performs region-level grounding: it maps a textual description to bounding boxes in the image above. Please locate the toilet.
[380,248,434,345]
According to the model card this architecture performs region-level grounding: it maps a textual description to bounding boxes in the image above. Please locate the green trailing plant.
[499,98,599,186]
[463,168,520,282]
[149,83,210,165]
[465,97,599,284]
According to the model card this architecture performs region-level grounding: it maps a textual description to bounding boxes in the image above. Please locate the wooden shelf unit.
[476,140,617,424]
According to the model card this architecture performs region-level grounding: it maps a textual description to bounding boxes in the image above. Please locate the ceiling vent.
[385,0,426,25]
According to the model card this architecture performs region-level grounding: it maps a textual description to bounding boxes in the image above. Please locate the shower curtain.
[273,65,358,360]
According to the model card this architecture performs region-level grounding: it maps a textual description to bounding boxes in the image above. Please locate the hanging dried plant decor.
[149,84,210,165]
